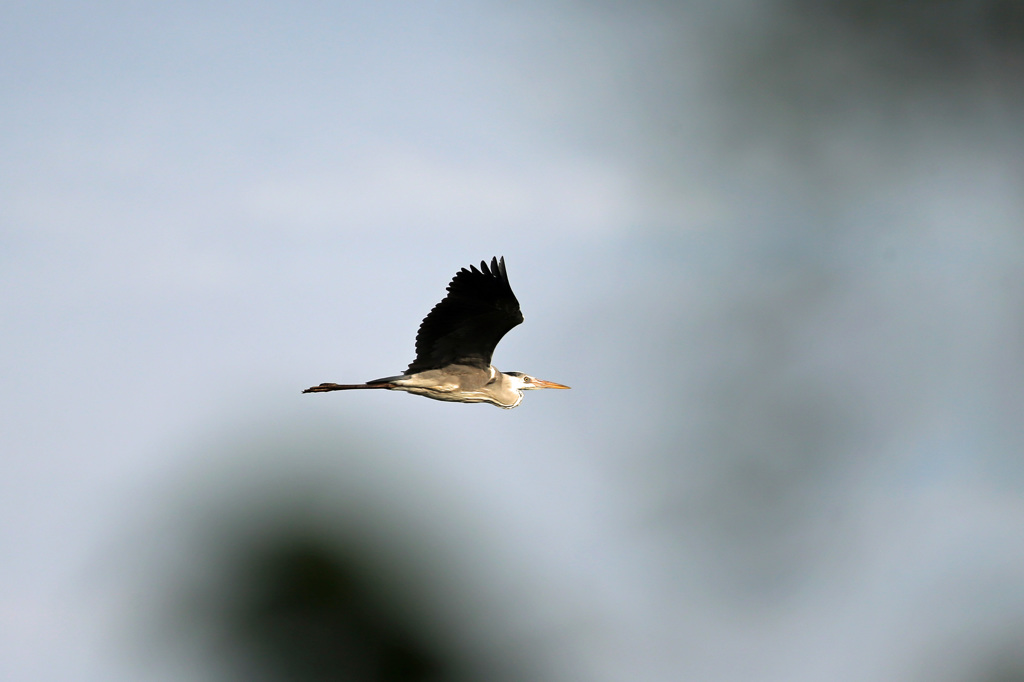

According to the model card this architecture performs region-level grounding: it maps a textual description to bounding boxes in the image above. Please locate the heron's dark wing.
[405,256,524,373]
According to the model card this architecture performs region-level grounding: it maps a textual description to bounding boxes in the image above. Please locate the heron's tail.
[302,382,395,393]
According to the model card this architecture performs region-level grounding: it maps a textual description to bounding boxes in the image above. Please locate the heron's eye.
[524,376,532,383]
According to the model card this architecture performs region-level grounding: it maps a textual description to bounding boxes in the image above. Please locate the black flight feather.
[405,256,524,373]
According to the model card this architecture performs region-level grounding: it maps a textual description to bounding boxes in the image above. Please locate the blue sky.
[3,2,1024,680]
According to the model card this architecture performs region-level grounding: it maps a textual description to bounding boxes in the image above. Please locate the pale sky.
[3,2,1024,681]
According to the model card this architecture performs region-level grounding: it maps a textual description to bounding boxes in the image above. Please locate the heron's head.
[505,371,571,391]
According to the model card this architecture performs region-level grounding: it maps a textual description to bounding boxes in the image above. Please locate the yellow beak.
[533,379,571,389]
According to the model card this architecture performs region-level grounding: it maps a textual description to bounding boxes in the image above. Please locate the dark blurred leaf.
[218,530,449,682]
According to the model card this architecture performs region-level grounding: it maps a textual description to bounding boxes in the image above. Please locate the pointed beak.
[533,379,571,389]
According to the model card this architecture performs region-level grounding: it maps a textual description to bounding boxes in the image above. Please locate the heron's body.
[303,257,568,408]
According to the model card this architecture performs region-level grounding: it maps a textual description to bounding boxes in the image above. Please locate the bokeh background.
[3,1,1024,680]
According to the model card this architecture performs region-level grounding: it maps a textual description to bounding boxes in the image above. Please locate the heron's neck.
[497,371,525,408]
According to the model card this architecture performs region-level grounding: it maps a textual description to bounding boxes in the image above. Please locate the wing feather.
[405,256,523,373]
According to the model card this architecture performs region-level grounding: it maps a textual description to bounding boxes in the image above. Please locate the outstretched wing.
[405,257,524,373]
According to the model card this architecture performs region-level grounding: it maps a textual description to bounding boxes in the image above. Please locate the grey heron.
[303,256,569,408]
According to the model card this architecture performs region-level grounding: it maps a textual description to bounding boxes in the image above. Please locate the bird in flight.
[303,257,569,408]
